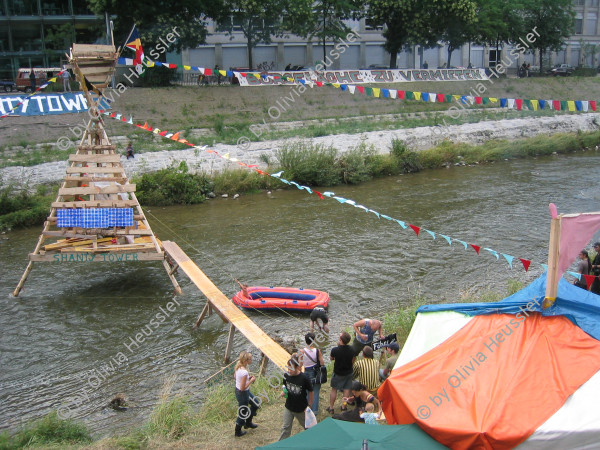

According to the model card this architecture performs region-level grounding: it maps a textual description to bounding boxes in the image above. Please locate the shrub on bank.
[0,412,92,448]
[134,161,213,206]
[0,184,54,232]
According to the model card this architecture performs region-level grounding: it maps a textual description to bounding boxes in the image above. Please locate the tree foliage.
[521,0,574,72]
[87,0,223,59]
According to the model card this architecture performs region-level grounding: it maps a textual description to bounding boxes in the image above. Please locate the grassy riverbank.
[2,130,600,232]
[0,282,523,449]
[1,77,599,157]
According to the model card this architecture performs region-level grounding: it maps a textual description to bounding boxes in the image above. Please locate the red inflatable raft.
[232,286,329,311]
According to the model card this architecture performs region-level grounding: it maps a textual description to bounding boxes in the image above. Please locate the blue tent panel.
[418,274,600,341]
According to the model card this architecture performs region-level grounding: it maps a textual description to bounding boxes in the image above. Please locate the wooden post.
[162,259,182,295]
[193,303,211,328]
[224,323,236,363]
[544,215,562,308]
[258,353,267,376]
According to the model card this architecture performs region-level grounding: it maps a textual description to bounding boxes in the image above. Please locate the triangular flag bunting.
[470,244,481,254]
[409,224,420,236]
[519,258,531,272]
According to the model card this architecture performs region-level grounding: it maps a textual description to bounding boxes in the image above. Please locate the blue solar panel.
[56,208,134,228]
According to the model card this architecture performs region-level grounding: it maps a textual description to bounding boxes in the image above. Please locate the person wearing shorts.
[327,331,355,414]
[310,306,329,333]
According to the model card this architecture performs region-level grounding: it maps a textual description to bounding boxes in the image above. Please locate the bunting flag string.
[101,108,547,275]
[119,58,598,113]
[0,70,65,119]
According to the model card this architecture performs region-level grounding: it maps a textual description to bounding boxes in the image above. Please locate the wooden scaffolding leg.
[224,323,236,364]
[258,352,267,376]
[193,302,211,328]
[13,261,35,297]
[162,259,182,295]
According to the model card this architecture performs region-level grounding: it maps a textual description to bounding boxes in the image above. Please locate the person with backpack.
[279,356,313,441]
[301,332,325,414]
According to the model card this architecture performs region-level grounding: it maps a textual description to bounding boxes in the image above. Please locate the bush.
[390,139,423,173]
[1,411,92,448]
[134,161,213,206]
[573,67,598,77]
[276,142,341,186]
[0,184,53,231]
[338,143,376,184]
[139,65,176,87]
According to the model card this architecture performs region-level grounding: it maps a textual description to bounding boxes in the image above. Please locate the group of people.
[575,242,600,294]
[232,310,401,441]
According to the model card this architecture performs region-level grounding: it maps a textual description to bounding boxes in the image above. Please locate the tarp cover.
[257,417,449,449]
[378,313,600,449]
[417,274,600,341]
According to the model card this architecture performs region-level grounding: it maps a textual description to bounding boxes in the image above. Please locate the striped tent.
[378,274,600,449]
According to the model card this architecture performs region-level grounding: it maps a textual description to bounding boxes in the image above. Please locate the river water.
[1,152,600,436]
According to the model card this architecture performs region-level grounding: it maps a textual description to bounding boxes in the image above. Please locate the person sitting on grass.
[333,381,381,423]
[360,402,382,425]
[379,342,400,380]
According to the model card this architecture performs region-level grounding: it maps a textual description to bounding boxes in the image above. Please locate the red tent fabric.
[378,313,600,450]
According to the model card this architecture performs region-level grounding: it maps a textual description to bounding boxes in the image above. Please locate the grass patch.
[0,412,92,448]
[0,183,56,232]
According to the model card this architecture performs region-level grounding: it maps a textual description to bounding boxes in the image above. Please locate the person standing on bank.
[351,318,383,356]
[591,243,600,294]
[29,68,36,91]
[301,332,325,413]
[575,250,591,290]
[126,142,134,159]
[62,68,71,92]
[327,331,355,414]
[379,342,400,380]
[279,356,313,441]
[234,351,259,437]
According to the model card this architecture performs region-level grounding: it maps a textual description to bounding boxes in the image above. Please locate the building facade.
[0,0,104,80]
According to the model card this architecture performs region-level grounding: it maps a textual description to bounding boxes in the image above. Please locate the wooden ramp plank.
[162,241,290,370]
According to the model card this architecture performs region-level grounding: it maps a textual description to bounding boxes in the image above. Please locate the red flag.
[591,101,597,111]
[437,93,445,103]
[519,258,531,272]
[356,86,365,94]
[314,190,324,199]
[584,274,596,289]
[409,224,420,236]
[515,99,523,110]
[316,81,323,87]
[475,97,482,104]
[205,68,212,76]
[124,25,145,65]
[171,132,180,140]
[470,244,481,254]
[553,100,561,111]
[159,130,168,136]
[398,90,405,99]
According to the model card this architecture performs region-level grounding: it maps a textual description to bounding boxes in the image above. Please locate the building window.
[575,0,585,6]
[365,19,383,31]
[586,12,597,34]
[575,18,583,34]
[589,0,599,6]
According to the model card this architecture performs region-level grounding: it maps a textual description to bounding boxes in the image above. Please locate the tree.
[436,1,477,67]
[216,0,286,70]
[521,0,574,73]
[367,0,475,69]
[472,0,524,66]
[286,0,363,64]
[87,0,223,61]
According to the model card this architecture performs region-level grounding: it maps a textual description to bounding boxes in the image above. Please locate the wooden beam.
[69,154,121,163]
[77,145,116,151]
[544,216,562,308]
[194,303,211,328]
[29,252,165,262]
[224,324,236,364]
[43,229,153,237]
[58,185,136,196]
[258,353,267,376]
[64,177,127,183]
[52,200,138,208]
[66,167,126,174]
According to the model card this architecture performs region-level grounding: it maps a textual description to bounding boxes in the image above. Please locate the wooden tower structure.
[13,43,181,297]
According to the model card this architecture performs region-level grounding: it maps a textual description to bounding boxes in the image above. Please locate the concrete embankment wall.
[2,113,599,189]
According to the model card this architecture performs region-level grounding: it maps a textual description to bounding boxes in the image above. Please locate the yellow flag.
[414,91,421,101]
[183,65,191,70]
[453,95,461,101]
[530,99,539,111]
[146,61,155,67]
[489,97,498,103]
[254,73,260,79]
[332,83,340,88]
[373,88,380,98]
[49,77,57,83]
[219,70,226,76]
[567,100,576,111]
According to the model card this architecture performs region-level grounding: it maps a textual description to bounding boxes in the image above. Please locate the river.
[1,151,599,436]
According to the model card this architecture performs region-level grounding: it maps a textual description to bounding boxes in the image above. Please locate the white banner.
[237,68,488,86]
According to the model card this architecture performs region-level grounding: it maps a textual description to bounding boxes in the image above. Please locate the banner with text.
[0,92,104,116]
[237,68,489,86]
